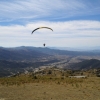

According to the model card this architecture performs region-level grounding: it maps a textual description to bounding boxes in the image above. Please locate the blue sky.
[0,0,100,48]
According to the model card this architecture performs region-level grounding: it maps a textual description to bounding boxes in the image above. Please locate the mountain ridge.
[0,46,100,61]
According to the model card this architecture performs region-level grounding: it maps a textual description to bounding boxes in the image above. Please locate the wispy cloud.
[0,0,100,22]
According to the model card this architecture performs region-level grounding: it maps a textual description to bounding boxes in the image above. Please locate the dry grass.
[0,77,100,100]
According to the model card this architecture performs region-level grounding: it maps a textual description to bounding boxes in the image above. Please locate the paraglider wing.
[31,27,53,34]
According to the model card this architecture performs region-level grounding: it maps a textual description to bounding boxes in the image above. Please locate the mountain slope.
[69,59,100,70]
[0,58,60,77]
[0,46,100,61]
[0,47,49,61]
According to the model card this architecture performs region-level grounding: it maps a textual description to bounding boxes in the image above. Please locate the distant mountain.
[29,47,100,56]
[0,46,49,61]
[69,59,100,70]
[49,46,100,52]
[0,46,100,61]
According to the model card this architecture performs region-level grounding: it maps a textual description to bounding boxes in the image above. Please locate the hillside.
[69,59,100,70]
[0,58,61,77]
[0,67,100,100]
[0,47,49,61]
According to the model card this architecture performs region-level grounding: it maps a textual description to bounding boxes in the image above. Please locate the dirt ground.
[0,77,100,100]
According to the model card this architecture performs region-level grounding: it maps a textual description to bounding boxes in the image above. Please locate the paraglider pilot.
[43,43,46,47]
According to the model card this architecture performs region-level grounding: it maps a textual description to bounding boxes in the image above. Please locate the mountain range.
[50,46,100,51]
[0,46,100,77]
[0,46,100,61]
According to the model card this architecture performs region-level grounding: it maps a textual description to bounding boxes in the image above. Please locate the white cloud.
[0,20,100,47]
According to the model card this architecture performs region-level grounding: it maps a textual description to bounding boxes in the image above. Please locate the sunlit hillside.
[0,67,100,100]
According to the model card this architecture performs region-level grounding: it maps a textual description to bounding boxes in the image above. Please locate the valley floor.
[0,77,100,100]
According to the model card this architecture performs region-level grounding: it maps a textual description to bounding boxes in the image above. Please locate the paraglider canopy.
[31,27,53,47]
[31,27,53,34]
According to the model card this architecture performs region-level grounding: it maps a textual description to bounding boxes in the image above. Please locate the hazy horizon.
[1,45,100,51]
